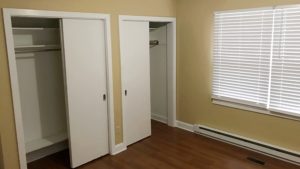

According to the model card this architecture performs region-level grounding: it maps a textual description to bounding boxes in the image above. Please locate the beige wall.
[176,0,300,152]
[2,0,300,168]
[0,0,176,168]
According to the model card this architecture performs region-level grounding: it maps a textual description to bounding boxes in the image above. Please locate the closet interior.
[149,22,169,123]
[12,17,68,162]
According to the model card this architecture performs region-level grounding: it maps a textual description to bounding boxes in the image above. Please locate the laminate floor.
[28,120,300,169]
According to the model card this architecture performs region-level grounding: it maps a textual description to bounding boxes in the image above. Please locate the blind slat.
[269,7,300,114]
[213,9,272,107]
[213,6,300,116]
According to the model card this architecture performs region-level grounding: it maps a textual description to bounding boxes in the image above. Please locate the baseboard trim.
[26,141,68,163]
[194,124,300,166]
[151,113,168,124]
[111,143,127,155]
[176,120,194,132]
[174,120,300,166]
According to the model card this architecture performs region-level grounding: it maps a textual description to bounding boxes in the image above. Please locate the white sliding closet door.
[120,21,151,146]
[61,19,108,168]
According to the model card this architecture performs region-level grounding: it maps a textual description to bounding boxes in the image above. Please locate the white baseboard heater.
[193,124,300,166]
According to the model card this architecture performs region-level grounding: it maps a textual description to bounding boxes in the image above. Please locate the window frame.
[212,5,300,120]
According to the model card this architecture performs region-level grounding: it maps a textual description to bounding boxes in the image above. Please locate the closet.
[5,9,111,169]
[150,22,168,123]
[12,17,68,162]
[120,18,176,146]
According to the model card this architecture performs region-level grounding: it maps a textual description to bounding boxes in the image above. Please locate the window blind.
[212,9,274,107]
[269,6,300,115]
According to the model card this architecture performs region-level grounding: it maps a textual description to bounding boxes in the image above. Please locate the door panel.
[61,19,108,168]
[120,21,151,146]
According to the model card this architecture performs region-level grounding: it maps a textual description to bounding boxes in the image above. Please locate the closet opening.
[149,22,169,124]
[12,17,68,164]
[5,9,115,169]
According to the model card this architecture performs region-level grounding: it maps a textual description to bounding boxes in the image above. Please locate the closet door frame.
[119,15,177,146]
[3,8,116,169]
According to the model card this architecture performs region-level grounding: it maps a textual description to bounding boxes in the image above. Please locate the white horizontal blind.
[269,7,300,115]
[213,9,274,107]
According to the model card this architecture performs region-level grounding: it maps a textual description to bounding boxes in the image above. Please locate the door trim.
[119,15,177,147]
[3,8,116,169]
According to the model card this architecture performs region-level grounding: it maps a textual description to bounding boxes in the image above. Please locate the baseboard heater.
[193,124,300,166]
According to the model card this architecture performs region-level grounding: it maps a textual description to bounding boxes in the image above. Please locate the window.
[213,5,300,117]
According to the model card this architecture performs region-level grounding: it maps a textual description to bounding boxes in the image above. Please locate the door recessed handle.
[103,94,106,101]
[125,90,127,96]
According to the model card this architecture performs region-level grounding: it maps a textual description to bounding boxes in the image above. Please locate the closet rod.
[150,40,159,48]
[15,48,61,54]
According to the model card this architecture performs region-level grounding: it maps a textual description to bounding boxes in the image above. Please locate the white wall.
[16,51,67,144]
[13,20,67,147]
[0,135,3,169]
[150,25,168,122]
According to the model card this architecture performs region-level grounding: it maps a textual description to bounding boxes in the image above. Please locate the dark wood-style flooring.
[28,121,300,169]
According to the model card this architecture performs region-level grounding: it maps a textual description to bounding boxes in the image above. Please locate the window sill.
[212,99,300,122]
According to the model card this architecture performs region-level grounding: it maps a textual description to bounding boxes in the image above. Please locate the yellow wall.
[2,0,300,168]
[176,0,300,152]
[0,0,176,168]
